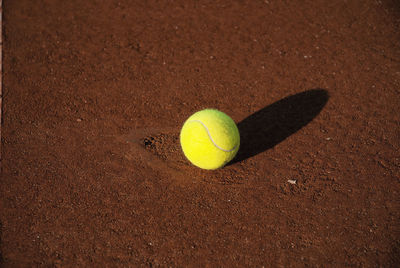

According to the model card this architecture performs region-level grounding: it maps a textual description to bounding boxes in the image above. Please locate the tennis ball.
[180,109,240,170]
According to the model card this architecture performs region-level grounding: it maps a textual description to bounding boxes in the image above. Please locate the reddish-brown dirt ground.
[1,0,400,266]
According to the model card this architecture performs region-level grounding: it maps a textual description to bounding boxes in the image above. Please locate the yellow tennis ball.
[180,109,240,170]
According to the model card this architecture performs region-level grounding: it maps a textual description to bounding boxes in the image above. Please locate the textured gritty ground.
[1,0,400,266]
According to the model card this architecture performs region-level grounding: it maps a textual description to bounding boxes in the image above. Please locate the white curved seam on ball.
[188,120,238,152]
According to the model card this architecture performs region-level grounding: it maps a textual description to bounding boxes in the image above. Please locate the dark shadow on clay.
[230,89,329,165]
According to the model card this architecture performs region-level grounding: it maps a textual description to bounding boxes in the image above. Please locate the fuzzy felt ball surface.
[180,109,240,170]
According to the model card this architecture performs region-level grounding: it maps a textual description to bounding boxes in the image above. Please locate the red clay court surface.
[1,0,400,266]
